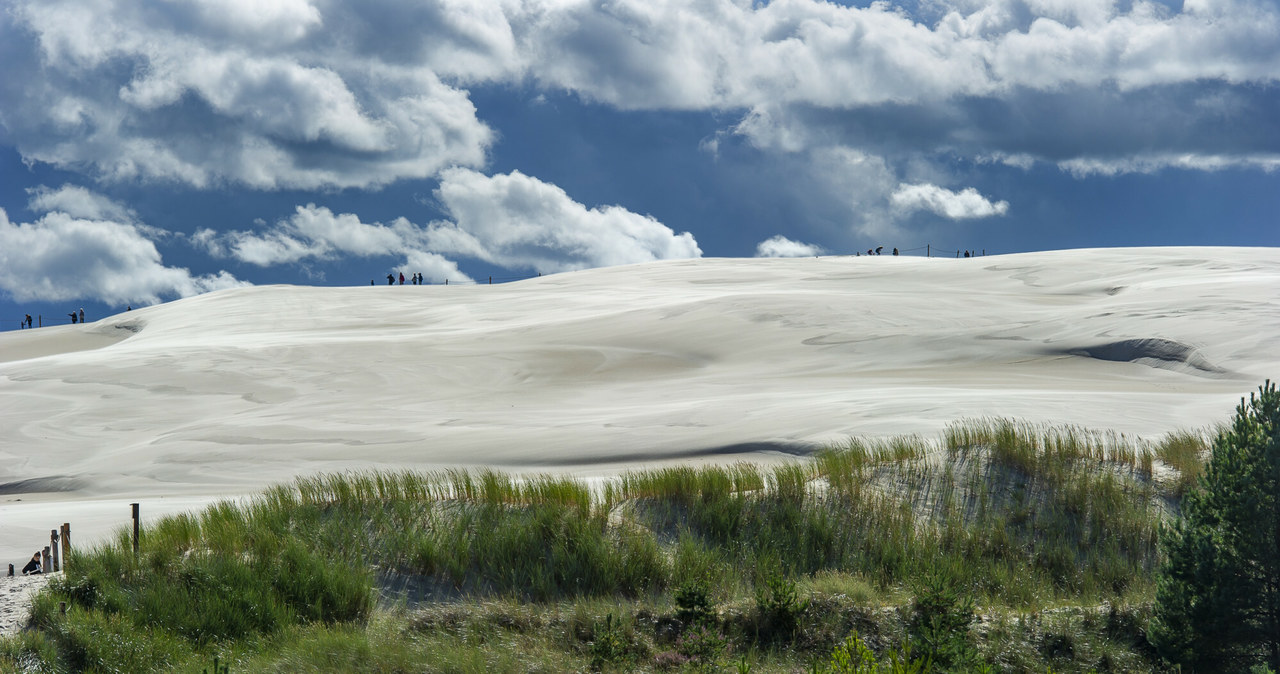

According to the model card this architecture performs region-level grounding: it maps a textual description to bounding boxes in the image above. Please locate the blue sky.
[1,0,1278,329]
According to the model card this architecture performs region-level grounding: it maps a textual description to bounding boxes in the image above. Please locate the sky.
[1,0,1278,330]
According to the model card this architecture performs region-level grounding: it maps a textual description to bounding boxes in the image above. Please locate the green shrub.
[753,564,809,645]
[908,573,984,673]
[675,578,717,627]
[821,632,930,674]
[676,623,727,672]
[589,613,634,670]
[1152,381,1280,673]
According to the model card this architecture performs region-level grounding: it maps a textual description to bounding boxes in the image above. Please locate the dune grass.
[1,418,1211,672]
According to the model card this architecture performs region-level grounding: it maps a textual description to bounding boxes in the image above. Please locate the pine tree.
[1151,380,1280,672]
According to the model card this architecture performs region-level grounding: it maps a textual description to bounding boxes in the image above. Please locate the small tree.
[1151,381,1280,672]
[908,572,983,673]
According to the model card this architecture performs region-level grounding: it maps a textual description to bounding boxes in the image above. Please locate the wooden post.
[7,564,12,577]
[61,523,70,570]
[131,503,140,556]
[59,602,67,616]
[42,547,51,573]
[926,244,930,258]
[50,529,60,572]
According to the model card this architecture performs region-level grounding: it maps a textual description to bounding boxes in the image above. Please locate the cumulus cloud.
[0,0,492,190]
[0,0,1276,257]
[891,183,1010,219]
[755,236,824,258]
[513,0,1280,109]
[0,187,245,304]
[196,205,472,283]
[26,185,138,224]
[201,170,701,279]
[427,169,702,274]
[3,0,1275,194]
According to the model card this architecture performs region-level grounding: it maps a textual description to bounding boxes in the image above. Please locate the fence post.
[42,547,51,573]
[131,503,140,557]
[488,276,492,285]
[61,523,70,571]
[50,529,60,572]
[926,244,930,258]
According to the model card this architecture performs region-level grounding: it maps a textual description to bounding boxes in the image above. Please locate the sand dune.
[1,247,1278,565]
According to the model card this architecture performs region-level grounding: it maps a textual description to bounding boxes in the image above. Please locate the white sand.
[1,246,1278,571]
[0,572,53,636]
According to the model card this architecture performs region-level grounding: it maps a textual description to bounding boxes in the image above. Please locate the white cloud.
[0,0,493,190]
[199,204,471,281]
[222,205,404,264]
[202,171,700,278]
[428,168,702,274]
[503,0,1280,109]
[755,236,824,258]
[1057,153,1280,177]
[401,250,471,286]
[0,188,245,305]
[891,183,1010,219]
[0,0,1275,198]
[26,185,138,224]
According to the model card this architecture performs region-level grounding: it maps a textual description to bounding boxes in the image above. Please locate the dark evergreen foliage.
[1151,381,1280,672]
[907,572,985,673]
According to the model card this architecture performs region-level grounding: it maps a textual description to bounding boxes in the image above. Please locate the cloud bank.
[891,184,1010,219]
[756,236,824,258]
[0,187,244,305]
[428,169,702,274]
[200,169,701,279]
[2,0,1275,194]
[0,0,493,190]
[0,0,1275,305]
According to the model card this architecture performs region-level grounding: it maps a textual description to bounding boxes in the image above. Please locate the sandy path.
[0,572,53,637]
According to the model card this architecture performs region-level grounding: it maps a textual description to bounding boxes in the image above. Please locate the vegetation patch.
[1,414,1236,672]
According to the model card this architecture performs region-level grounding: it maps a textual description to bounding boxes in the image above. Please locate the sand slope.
[1,247,1278,564]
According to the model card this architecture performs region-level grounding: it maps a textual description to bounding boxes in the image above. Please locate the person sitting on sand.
[21,553,41,575]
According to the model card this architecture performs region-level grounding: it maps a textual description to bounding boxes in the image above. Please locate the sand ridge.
[1,247,1279,567]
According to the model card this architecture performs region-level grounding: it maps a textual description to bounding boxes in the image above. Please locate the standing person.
[24,314,31,328]
[399,272,405,285]
[387,273,394,285]
[69,312,77,324]
[79,308,85,323]
[21,552,41,575]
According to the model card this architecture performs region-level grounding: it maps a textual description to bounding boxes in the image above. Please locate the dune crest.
[1,247,1278,561]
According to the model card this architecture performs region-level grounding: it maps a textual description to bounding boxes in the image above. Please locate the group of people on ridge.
[384,272,426,285]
